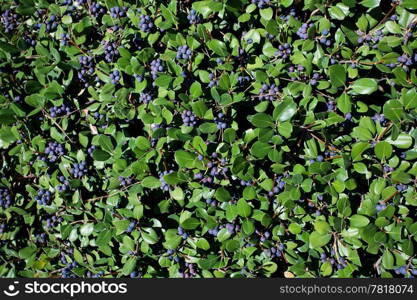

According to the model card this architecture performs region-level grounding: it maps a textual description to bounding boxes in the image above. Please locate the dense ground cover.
[0,0,417,278]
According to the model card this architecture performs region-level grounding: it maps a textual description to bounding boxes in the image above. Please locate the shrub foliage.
[0,0,417,278]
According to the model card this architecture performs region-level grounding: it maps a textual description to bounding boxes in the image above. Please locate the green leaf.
[350,215,370,228]
[402,240,414,256]
[260,8,273,20]
[309,231,332,248]
[250,141,273,159]
[175,150,196,168]
[351,78,378,95]
[242,219,255,235]
[336,94,352,114]
[329,5,349,20]
[19,246,37,259]
[383,100,403,122]
[250,112,274,128]
[190,82,202,99]
[181,217,200,230]
[80,223,94,236]
[155,74,172,88]
[375,141,393,161]
[122,257,137,275]
[314,221,330,235]
[402,88,417,110]
[351,142,371,161]
[207,39,228,56]
[92,149,111,161]
[196,238,210,250]
[329,64,346,88]
[237,198,252,217]
[360,0,381,9]
[382,250,394,269]
[142,228,159,244]
[141,176,161,189]
[273,99,297,122]
[403,0,417,9]
[98,135,114,152]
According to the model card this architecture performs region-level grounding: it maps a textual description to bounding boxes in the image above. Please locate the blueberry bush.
[1,0,417,279]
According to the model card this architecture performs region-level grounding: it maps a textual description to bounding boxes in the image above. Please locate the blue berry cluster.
[60,33,70,46]
[356,30,384,48]
[134,74,143,82]
[270,244,285,258]
[187,9,201,25]
[376,202,387,212]
[1,9,19,33]
[309,72,321,86]
[87,145,96,157]
[195,154,229,185]
[372,113,387,126]
[139,91,153,104]
[45,215,63,228]
[208,225,219,235]
[240,179,252,186]
[44,142,65,162]
[279,8,296,22]
[288,64,305,74]
[397,54,415,67]
[24,35,37,46]
[57,175,70,192]
[78,55,95,87]
[181,110,197,127]
[267,176,285,198]
[275,43,292,61]
[110,70,121,84]
[166,249,179,261]
[226,223,240,234]
[70,161,88,178]
[320,251,348,270]
[176,45,192,61]
[110,6,127,18]
[257,230,271,242]
[35,189,52,206]
[61,261,77,278]
[90,2,106,17]
[318,29,332,47]
[0,223,6,234]
[126,221,136,233]
[251,0,270,8]
[395,266,417,277]
[130,271,142,278]
[86,271,105,278]
[118,176,134,186]
[50,103,71,118]
[35,232,47,243]
[235,48,249,65]
[0,188,12,208]
[296,23,313,39]
[150,59,164,79]
[237,75,250,85]
[139,14,154,32]
[93,112,104,120]
[177,226,188,240]
[208,73,218,87]
[258,84,279,101]
[159,171,172,192]
[179,262,197,278]
[103,41,119,62]
[45,15,59,32]
[214,112,227,129]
